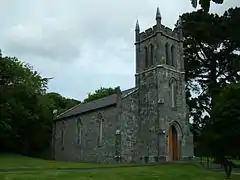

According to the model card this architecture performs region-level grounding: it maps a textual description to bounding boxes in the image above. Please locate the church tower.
[134,8,193,162]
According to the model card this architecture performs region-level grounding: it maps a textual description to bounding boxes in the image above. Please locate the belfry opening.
[168,125,179,161]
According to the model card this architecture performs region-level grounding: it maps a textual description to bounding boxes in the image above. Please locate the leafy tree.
[45,92,80,114]
[181,7,240,129]
[0,55,48,154]
[200,83,240,178]
[0,54,79,157]
[191,0,224,12]
[83,87,118,103]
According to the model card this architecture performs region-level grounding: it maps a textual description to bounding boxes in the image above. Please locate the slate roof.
[55,93,118,121]
[121,87,137,97]
[54,87,137,121]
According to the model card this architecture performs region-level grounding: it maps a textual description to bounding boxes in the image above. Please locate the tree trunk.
[209,57,218,122]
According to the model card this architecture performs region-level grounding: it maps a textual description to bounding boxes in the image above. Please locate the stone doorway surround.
[167,121,183,161]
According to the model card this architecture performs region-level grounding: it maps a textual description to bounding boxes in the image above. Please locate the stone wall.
[135,21,183,74]
[134,65,194,162]
[135,68,160,162]
[54,105,118,162]
[155,66,193,160]
[53,14,194,163]
[119,89,139,162]
[135,15,193,160]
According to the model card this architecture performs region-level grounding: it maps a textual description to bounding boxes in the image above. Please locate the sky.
[0,0,239,101]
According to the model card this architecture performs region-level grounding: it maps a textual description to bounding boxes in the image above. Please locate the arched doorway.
[168,125,179,161]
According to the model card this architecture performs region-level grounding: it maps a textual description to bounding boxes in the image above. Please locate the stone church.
[53,8,194,163]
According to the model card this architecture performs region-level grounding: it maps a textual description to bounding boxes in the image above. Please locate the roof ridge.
[122,88,138,98]
[55,103,81,119]
[81,92,117,104]
[55,93,118,120]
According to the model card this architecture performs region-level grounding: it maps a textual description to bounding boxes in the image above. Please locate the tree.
[0,54,80,157]
[45,92,80,114]
[191,0,224,12]
[200,83,240,178]
[181,7,240,129]
[83,87,118,103]
[0,55,48,154]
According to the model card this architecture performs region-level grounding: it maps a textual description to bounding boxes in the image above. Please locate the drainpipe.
[52,109,58,160]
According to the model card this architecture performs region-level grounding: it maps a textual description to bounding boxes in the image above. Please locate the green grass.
[0,154,130,169]
[194,156,240,163]
[0,154,239,180]
[0,164,228,180]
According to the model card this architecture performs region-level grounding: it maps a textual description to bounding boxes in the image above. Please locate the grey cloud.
[3,20,81,61]
[0,0,239,100]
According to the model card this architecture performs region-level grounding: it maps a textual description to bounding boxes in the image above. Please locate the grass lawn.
[0,154,131,169]
[194,156,240,174]
[194,156,240,163]
[0,154,239,180]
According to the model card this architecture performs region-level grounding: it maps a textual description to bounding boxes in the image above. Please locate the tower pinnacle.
[135,20,140,42]
[156,7,161,24]
[176,16,183,39]
[135,20,140,32]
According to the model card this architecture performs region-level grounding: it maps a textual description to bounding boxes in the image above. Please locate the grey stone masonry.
[53,7,194,163]
[54,105,118,162]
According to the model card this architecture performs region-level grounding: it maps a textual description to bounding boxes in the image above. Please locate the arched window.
[171,45,175,67]
[150,44,154,66]
[165,43,169,65]
[171,83,176,108]
[61,121,66,146]
[97,113,104,146]
[144,46,148,69]
[77,117,83,145]
[169,78,177,108]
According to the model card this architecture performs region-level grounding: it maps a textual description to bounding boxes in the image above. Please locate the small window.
[61,129,64,145]
[77,118,83,145]
[171,45,175,67]
[165,43,169,65]
[169,79,177,108]
[61,121,65,146]
[97,113,104,146]
[171,83,176,108]
[144,46,148,69]
[150,44,154,66]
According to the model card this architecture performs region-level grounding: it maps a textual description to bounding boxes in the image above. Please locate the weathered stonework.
[53,8,194,163]
[120,89,139,162]
[54,105,118,162]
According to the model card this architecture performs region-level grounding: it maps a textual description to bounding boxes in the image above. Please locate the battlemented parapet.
[134,7,184,74]
[135,7,182,43]
[138,24,181,42]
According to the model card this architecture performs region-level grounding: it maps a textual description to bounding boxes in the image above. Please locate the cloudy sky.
[1,0,239,101]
